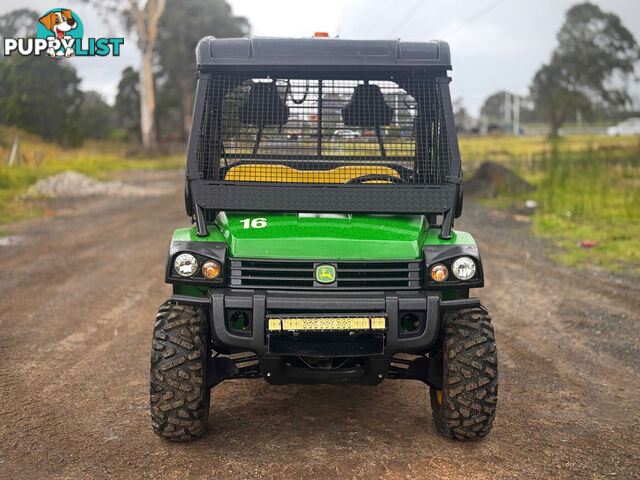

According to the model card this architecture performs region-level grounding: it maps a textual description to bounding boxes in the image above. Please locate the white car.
[333,129,360,139]
[607,118,640,136]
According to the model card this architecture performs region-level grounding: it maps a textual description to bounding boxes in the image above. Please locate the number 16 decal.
[240,218,267,229]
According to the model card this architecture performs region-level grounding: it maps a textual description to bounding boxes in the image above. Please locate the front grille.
[229,258,422,290]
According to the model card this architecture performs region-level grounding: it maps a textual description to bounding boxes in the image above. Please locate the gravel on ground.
[27,170,171,198]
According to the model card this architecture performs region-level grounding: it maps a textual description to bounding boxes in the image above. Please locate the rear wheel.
[150,302,210,441]
[430,306,498,441]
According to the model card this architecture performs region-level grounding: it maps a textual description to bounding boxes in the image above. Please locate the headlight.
[430,264,449,282]
[174,253,198,277]
[202,260,221,279]
[451,257,476,280]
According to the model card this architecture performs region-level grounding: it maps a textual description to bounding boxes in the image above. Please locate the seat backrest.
[342,83,393,127]
[238,81,289,126]
[224,163,400,183]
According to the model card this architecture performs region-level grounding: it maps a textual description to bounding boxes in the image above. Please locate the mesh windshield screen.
[195,75,452,185]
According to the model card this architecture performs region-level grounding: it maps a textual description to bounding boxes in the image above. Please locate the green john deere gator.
[150,34,498,442]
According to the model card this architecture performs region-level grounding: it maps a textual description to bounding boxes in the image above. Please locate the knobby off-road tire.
[150,302,210,441]
[430,306,498,441]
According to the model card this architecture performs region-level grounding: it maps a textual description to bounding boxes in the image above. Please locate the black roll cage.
[185,37,463,240]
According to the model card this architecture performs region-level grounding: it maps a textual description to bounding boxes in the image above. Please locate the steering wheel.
[347,174,408,184]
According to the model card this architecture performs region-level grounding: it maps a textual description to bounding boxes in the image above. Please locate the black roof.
[196,36,451,70]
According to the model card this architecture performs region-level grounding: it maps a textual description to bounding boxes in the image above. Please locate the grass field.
[0,126,183,224]
[463,134,640,274]
[459,132,639,165]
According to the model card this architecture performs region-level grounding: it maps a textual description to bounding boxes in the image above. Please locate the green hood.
[171,213,476,261]
[214,212,428,260]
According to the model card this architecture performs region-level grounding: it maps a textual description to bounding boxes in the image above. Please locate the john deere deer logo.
[315,265,336,284]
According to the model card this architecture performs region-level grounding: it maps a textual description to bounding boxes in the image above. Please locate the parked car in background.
[333,129,360,139]
[607,117,640,136]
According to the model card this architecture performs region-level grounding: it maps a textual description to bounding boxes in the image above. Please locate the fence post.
[8,137,19,166]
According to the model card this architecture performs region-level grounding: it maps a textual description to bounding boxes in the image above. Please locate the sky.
[3,0,640,116]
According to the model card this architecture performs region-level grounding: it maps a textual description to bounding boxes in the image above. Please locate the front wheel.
[430,306,498,441]
[150,302,210,441]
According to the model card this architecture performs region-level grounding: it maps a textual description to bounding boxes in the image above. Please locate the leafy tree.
[0,55,83,145]
[155,0,249,140]
[83,0,166,150]
[531,63,591,134]
[115,66,141,140]
[531,2,640,136]
[155,76,182,142]
[127,0,166,150]
[453,98,472,133]
[480,90,510,126]
[78,91,116,140]
[0,9,39,56]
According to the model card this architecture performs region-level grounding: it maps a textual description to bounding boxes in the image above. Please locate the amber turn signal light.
[430,264,449,282]
[202,261,221,279]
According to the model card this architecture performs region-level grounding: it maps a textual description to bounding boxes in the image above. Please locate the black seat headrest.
[238,81,289,126]
[342,83,393,127]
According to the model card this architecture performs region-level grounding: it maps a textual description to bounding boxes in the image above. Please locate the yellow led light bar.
[370,317,386,330]
[268,318,282,331]
[267,316,387,332]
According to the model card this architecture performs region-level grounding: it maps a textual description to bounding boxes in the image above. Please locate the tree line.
[471,3,639,136]
[0,0,248,148]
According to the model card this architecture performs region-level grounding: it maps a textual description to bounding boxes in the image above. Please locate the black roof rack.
[196,37,451,70]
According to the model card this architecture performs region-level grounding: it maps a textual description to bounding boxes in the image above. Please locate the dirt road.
[1,170,639,479]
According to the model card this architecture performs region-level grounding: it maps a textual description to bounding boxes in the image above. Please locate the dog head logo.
[39,9,77,40]
[36,8,84,57]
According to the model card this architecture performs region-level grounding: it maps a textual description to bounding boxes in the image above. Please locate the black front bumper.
[171,289,480,357]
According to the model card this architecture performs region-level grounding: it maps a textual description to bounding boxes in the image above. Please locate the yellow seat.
[224,164,400,183]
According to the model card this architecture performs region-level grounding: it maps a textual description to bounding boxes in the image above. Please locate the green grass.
[459,133,639,166]
[0,125,184,224]
[473,140,640,274]
[531,146,639,273]
[533,214,640,273]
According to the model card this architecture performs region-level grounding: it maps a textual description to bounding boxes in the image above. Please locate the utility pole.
[513,94,520,136]
[480,114,488,135]
[576,108,583,133]
[504,91,511,133]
